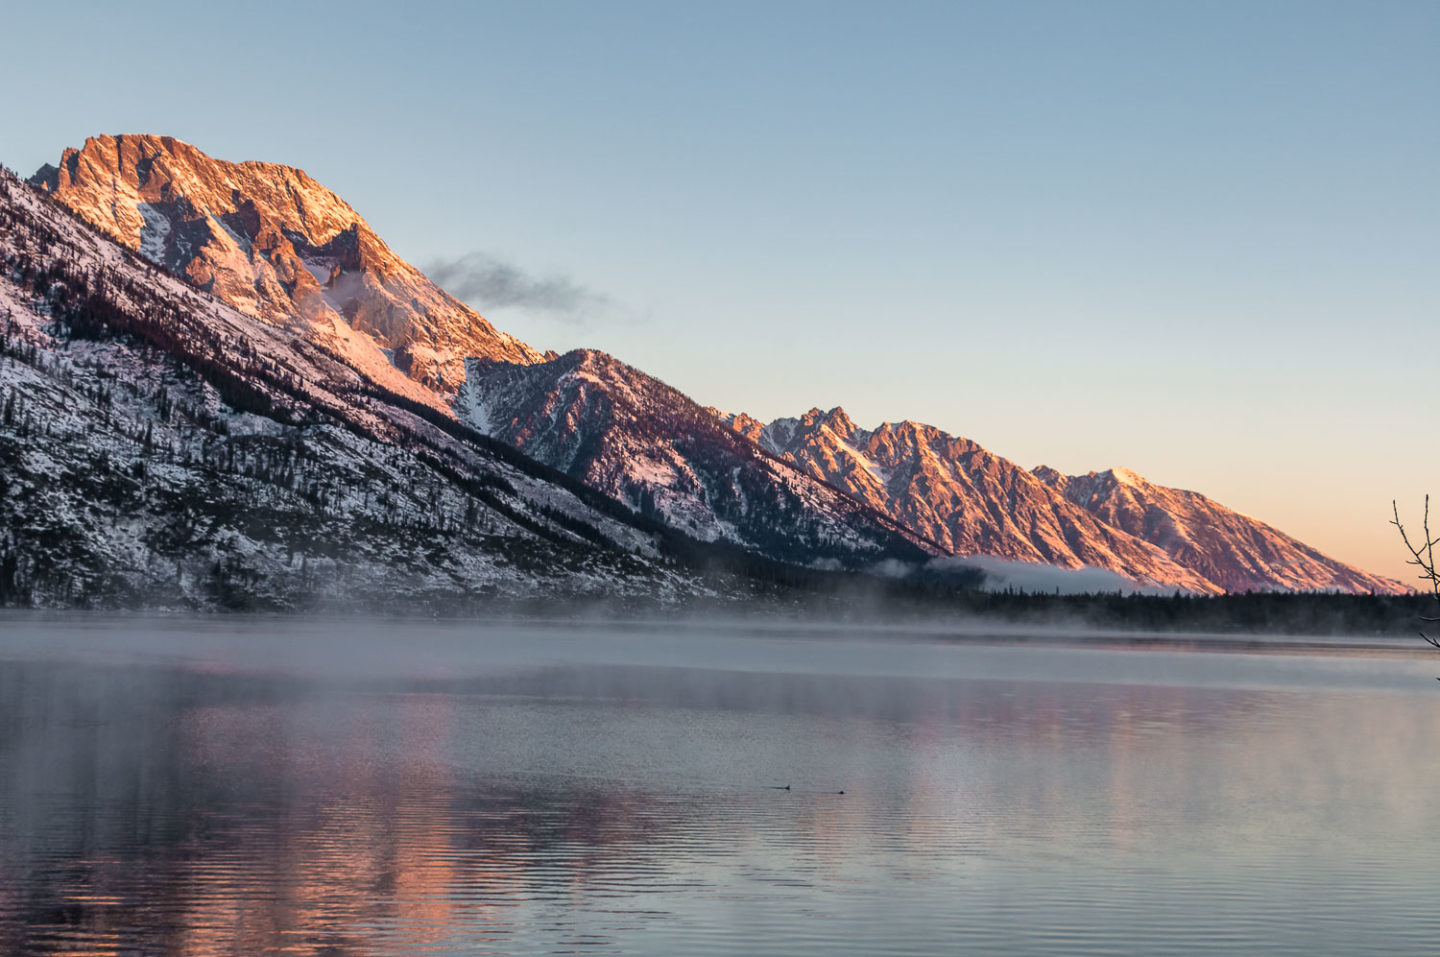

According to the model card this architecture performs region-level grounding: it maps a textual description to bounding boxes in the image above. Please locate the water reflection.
[1,626,1440,954]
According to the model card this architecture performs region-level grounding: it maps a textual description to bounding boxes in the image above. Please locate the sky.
[2,0,1435,582]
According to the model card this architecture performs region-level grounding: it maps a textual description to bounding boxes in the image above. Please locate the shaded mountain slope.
[0,167,721,609]
[458,351,941,569]
[29,136,946,576]
[29,134,1399,596]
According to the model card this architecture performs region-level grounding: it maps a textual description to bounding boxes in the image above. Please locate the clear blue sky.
[3,0,1436,580]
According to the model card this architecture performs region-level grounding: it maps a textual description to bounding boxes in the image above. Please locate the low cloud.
[933,555,1162,595]
[424,252,614,325]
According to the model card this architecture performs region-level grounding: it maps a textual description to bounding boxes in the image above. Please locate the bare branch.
[1395,496,1440,660]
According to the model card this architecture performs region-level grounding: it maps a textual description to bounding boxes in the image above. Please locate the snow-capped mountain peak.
[1108,466,1143,486]
[456,353,940,568]
[31,134,547,392]
[715,410,1220,592]
[26,133,1404,598]
[0,165,722,608]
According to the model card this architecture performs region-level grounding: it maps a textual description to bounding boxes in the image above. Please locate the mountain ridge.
[22,133,1406,596]
[712,404,1403,594]
[1032,465,1401,594]
[0,165,752,608]
[458,350,943,569]
[714,406,1225,593]
[30,134,547,393]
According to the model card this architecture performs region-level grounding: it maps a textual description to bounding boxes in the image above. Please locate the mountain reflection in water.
[2,619,1440,955]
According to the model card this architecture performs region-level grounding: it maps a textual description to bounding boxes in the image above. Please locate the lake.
[1,616,1439,955]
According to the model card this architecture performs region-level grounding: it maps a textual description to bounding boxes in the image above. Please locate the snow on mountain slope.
[0,166,717,609]
[31,134,547,392]
[457,351,941,569]
[26,134,952,577]
[30,134,1395,597]
[715,407,1220,593]
[1033,466,1405,594]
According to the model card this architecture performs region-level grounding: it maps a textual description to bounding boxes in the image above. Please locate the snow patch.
[210,214,251,253]
[300,256,337,287]
[1110,467,1143,486]
[136,203,170,264]
[759,417,798,456]
[626,455,681,486]
[319,316,451,415]
[457,363,496,435]
[840,439,890,486]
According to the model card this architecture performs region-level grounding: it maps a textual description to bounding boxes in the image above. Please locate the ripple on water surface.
[1,621,1440,955]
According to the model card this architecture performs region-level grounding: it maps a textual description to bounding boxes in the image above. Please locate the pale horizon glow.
[2,0,1434,583]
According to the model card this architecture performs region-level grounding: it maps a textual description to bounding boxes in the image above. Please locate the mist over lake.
[0,3,1433,954]
[2,617,1439,955]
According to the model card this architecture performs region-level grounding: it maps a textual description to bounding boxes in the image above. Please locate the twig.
[1393,496,1440,655]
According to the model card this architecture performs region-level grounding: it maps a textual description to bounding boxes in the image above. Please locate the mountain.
[457,352,940,568]
[27,134,1399,597]
[1033,466,1404,594]
[29,135,943,576]
[716,407,1221,593]
[29,134,546,392]
[0,165,738,609]
[719,405,1401,594]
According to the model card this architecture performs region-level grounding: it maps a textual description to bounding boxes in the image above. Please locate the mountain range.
[2,134,1404,605]
[716,407,1218,592]
[712,406,1398,594]
[0,165,738,609]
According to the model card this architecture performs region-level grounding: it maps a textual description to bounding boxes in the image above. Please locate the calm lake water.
[2,617,1439,955]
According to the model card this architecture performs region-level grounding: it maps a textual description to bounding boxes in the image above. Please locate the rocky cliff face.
[1033,466,1404,594]
[0,167,721,609]
[715,404,1402,594]
[29,134,1402,596]
[31,134,545,392]
[458,352,940,569]
[27,136,943,576]
[717,407,1221,593]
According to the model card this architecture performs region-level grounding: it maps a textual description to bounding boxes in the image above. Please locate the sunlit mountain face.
[1032,466,1402,594]
[717,408,1405,595]
[22,134,1404,596]
[32,134,547,392]
[456,350,939,570]
[0,167,724,609]
[716,406,1218,593]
